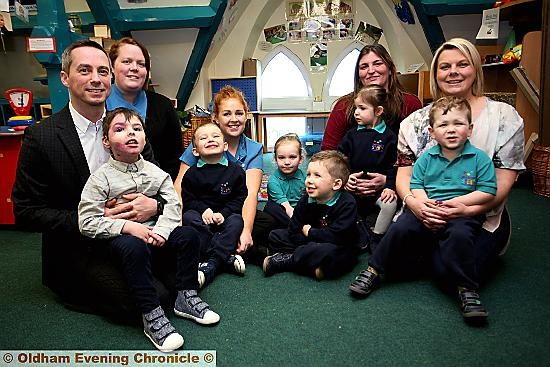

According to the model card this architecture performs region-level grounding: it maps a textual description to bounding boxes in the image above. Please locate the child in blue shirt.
[349,96,497,323]
[264,133,306,228]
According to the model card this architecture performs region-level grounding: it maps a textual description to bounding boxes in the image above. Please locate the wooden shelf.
[398,71,432,105]
[498,0,542,40]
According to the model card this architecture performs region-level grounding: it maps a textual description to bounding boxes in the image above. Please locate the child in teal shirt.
[264,133,306,228]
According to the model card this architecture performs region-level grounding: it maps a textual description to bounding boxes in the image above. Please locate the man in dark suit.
[12,40,162,319]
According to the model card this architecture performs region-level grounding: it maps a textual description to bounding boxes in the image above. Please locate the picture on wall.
[286,0,354,20]
[264,24,287,44]
[283,0,355,43]
[288,30,303,43]
[338,18,353,39]
[287,0,307,19]
[310,42,327,73]
[354,21,383,44]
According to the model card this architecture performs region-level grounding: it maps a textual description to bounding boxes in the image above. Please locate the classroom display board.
[211,77,258,112]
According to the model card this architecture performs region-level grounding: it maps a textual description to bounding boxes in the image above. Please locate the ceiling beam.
[176,0,227,109]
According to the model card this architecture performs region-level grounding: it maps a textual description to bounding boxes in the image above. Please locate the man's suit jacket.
[12,105,156,301]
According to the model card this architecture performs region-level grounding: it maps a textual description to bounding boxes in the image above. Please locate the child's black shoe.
[224,254,246,276]
[458,289,488,324]
[349,268,379,297]
[262,253,294,276]
[198,262,217,288]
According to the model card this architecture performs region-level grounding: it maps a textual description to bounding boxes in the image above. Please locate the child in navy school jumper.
[349,97,497,322]
[263,150,360,280]
[263,133,306,228]
[182,123,248,288]
[337,84,398,252]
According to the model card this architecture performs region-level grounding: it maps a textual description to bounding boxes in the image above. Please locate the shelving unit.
[397,71,432,106]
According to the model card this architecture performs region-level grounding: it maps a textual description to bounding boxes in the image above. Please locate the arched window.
[261,45,312,110]
[323,41,363,107]
[260,46,313,150]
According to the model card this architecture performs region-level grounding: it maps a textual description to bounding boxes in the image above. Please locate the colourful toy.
[502,43,522,64]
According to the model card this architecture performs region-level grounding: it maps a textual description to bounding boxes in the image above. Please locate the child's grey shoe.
[225,254,246,275]
[174,290,220,325]
[142,306,183,352]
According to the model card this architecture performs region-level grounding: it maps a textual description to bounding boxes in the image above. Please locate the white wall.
[188,0,432,110]
[132,28,198,103]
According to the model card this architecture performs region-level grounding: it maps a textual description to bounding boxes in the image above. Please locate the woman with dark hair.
[322,44,422,196]
[107,37,182,180]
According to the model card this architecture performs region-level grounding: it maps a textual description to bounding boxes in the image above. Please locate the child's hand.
[148,232,166,247]
[345,172,362,192]
[202,208,215,224]
[122,221,153,242]
[212,212,225,225]
[285,206,294,218]
[302,224,311,237]
[381,188,397,203]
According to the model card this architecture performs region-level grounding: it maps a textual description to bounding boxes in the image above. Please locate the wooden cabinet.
[397,71,432,106]
[0,130,23,225]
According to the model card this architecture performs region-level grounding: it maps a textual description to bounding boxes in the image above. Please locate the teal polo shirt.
[410,140,497,201]
[267,168,306,207]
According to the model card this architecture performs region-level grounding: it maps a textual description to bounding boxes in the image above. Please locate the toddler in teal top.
[264,133,306,228]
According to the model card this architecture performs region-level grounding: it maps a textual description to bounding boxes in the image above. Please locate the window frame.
[322,41,364,108]
[260,45,313,111]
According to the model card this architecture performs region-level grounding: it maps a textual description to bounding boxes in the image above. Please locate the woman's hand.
[355,172,386,197]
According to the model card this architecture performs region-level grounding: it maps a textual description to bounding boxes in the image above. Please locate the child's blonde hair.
[309,150,350,186]
[429,96,472,127]
[273,133,304,158]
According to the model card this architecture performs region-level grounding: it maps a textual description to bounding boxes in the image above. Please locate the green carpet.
[1,185,550,366]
